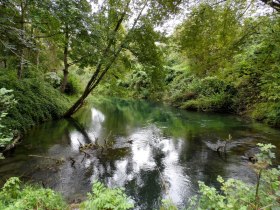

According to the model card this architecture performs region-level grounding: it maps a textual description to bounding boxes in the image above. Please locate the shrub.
[80,181,134,210]
[252,103,280,127]
[64,74,83,95]
[180,92,231,112]
[0,72,69,131]
[0,88,17,157]
[0,177,67,210]
[45,72,61,88]
[188,143,280,209]
[166,72,194,105]
[168,76,235,112]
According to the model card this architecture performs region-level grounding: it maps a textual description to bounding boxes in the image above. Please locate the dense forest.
[0,0,280,209]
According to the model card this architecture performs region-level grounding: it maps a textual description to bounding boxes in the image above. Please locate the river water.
[0,98,280,209]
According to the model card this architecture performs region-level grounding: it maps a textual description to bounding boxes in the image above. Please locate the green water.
[0,98,280,209]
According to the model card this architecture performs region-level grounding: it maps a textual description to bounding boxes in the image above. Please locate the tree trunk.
[63,0,147,117]
[63,92,88,118]
[18,1,25,79]
[36,50,40,70]
[3,59,7,68]
[18,53,24,79]
[60,26,69,92]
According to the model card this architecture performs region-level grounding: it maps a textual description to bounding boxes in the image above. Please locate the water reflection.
[0,98,280,209]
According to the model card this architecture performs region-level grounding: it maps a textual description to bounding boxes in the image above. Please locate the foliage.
[167,75,234,112]
[0,177,67,210]
[0,72,69,131]
[125,69,151,99]
[160,1,280,127]
[188,143,280,209]
[80,181,134,210]
[45,72,61,88]
[252,103,280,127]
[223,15,280,126]
[0,178,134,210]
[0,88,17,158]
[64,74,83,95]
[174,2,244,75]
[160,199,178,210]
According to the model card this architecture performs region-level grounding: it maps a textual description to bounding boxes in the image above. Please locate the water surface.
[0,98,280,209]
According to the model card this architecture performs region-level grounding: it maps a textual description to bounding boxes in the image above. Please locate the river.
[0,98,280,209]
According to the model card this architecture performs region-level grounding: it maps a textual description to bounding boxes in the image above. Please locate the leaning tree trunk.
[3,58,7,68]
[63,0,147,117]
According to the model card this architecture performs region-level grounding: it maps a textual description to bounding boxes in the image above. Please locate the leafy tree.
[174,2,244,76]
[49,0,93,92]
[64,0,183,117]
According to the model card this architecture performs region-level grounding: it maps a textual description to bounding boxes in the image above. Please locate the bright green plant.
[188,143,280,209]
[0,88,17,158]
[0,177,67,210]
[160,199,178,210]
[0,75,69,131]
[168,76,234,112]
[45,72,61,88]
[80,181,134,210]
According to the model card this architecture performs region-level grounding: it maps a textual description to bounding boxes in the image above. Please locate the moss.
[0,72,70,132]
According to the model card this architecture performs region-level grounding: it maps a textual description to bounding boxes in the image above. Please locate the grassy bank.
[164,72,280,128]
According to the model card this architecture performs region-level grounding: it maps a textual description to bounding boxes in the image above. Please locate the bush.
[0,178,134,210]
[166,72,194,105]
[121,69,152,99]
[252,102,280,127]
[45,72,61,88]
[0,88,17,157]
[80,181,134,210]
[0,177,67,210]
[180,93,231,112]
[0,72,69,131]
[64,74,82,95]
[188,143,280,209]
[167,76,235,112]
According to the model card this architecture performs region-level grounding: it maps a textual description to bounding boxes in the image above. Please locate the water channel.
[0,98,280,209]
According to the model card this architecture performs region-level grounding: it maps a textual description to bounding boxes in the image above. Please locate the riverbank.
[161,73,280,129]
[0,71,75,155]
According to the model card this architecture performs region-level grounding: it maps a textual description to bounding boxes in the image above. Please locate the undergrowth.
[0,177,67,210]
[0,72,70,131]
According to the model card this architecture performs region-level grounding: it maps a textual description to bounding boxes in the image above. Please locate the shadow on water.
[0,97,280,209]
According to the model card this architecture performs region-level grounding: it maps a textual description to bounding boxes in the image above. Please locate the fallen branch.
[3,134,22,153]
[28,155,65,163]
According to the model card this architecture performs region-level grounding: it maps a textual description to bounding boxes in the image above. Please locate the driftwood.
[3,134,22,154]
[28,155,65,163]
